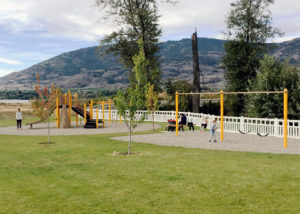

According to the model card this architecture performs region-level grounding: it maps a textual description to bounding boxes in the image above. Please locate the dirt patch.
[112,151,140,156]
[38,142,56,145]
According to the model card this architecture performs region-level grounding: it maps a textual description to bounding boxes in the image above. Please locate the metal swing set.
[175,89,288,148]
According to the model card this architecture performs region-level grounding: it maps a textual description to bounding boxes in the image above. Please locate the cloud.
[0,0,110,41]
[0,57,22,65]
[0,0,299,42]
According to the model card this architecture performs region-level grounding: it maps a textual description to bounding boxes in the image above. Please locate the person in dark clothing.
[179,114,187,125]
[179,114,187,131]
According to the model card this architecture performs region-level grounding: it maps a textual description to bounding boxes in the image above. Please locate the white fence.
[89,109,300,139]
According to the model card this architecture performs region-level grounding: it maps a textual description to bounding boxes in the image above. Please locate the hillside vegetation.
[0,38,299,90]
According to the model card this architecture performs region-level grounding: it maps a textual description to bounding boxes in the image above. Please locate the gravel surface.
[0,122,160,136]
[112,130,300,155]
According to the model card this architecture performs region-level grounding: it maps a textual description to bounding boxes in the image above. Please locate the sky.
[0,0,300,77]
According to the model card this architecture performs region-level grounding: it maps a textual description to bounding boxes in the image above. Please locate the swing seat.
[238,129,251,134]
[257,132,269,137]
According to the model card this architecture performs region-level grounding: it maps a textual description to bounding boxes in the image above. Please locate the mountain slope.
[0,38,299,90]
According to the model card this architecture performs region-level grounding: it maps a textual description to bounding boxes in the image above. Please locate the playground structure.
[27,91,116,129]
[55,91,116,128]
[175,89,288,148]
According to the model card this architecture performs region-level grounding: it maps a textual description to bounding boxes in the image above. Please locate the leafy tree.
[247,55,300,119]
[32,73,61,144]
[95,0,175,89]
[132,38,149,104]
[145,83,159,131]
[222,0,281,115]
[163,80,193,111]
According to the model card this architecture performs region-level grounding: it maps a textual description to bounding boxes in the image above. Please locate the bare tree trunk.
[48,117,50,144]
[128,120,131,155]
[192,30,201,113]
[152,112,154,132]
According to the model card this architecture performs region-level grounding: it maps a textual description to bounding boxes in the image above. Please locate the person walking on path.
[208,119,217,143]
[16,108,23,130]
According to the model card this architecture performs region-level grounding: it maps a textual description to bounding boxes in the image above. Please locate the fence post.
[274,118,279,137]
[240,116,244,132]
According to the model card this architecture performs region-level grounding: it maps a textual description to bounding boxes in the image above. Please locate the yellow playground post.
[109,99,111,124]
[84,104,87,124]
[175,92,179,136]
[220,90,224,141]
[68,90,72,125]
[90,99,93,120]
[102,101,105,128]
[56,96,60,128]
[75,93,78,127]
[96,107,99,128]
[284,89,288,148]
[120,113,122,124]
[64,93,67,105]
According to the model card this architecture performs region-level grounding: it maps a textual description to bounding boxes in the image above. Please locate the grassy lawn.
[0,131,300,214]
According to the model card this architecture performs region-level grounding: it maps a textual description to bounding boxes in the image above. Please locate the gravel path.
[112,131,300,155]
[0,122,160,136]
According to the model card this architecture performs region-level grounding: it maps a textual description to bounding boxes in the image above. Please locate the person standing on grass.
[16,108,22,130]
[208,119,217,143]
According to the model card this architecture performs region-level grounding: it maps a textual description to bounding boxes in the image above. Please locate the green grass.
[0,131,300,214]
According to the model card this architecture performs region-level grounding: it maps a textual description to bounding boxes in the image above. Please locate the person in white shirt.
[16,108,23,130]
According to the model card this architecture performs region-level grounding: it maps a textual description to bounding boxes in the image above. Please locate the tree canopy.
[222,0,281,115]
[247,55,300,119]
[95,0,175,89]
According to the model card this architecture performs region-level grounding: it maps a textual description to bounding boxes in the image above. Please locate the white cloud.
[0,0,299,42]
[0,57,22,65]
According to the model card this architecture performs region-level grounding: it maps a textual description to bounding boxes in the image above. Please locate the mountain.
[0,38,299,90]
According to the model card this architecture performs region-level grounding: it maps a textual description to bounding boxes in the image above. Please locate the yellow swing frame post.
[175,89,288,148]
[75,93,78,127]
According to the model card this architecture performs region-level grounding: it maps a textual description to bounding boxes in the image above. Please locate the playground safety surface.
[113,131,300,155]
[0,122,161,136]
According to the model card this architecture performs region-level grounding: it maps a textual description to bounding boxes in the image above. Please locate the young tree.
[114,88,145,155]
[113,38,150,155]
[145,83,159,131]
[32,73,61,144]
[95,0,175,89]
[222,0,281,115]
[247,55,300,119]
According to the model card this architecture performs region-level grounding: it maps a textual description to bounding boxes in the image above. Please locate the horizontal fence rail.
[83,109,300,139]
